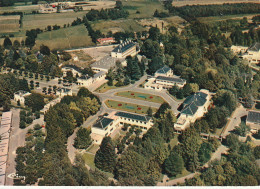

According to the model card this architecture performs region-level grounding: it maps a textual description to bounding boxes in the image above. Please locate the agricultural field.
[35,24,93,50]
[123,0,165,19]
[92,19,145,34]
[22,11,88,31]
[172,0,260,7]
[105,99,157,114]
[115,91,166,104]
[0,15,20,33]
[198,13,260,23]
[0,4,39,14]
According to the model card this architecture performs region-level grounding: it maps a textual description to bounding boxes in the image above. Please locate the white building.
[56,88,72,97]
[144,66,186,91]
[174,89,211,132]
[41,97,61,114]
[14,90,31,105]
[91,111,153,144]
[111,40,138,59]
[77,75,93,87]
[231,45,248,54]
[242,42,260,63]
[61,67,82,78]
[246,110,260,133]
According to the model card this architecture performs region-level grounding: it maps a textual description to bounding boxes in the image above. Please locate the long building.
[111,40,138,59]
[91,111,153,144]
[0,111,12,185]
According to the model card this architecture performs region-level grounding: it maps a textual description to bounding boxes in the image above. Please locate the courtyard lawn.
[105,100,157,114]
[115,91,165,104]
[87,144,100,154]
[95,82,127,93]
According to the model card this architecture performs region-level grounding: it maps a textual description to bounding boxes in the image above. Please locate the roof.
[97,37,115,43]
[156,65,171,74]
[91,56,117,70]
[247,111,260,124]
[57,88,71,93]
[93,117,114,129]
[248,42,260,52]
[156,76,186,84]
[115,111,151,122]
[93,71,106,79]
[14,90,30,96]
[112,40,136,53]
[181,92,208,116]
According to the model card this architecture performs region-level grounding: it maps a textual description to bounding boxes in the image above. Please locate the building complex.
[91,111,153,144]
[246,110,260,133]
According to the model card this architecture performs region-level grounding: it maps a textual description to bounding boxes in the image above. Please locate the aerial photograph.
[0,0,260,187]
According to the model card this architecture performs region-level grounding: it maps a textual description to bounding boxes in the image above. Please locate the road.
[5,109,44,185]
[221,104,248,138]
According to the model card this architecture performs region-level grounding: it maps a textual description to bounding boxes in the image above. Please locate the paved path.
[5,109,44,185]
[221,104,248,138]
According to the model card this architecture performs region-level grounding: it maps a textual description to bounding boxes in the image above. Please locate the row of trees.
[85,8,129,21]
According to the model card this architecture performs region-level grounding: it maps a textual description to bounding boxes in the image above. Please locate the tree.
[163,152,184,177]
[3,36,12,49]
[40,45,50,56]
[148,26,161,41]
[233,122,250,137]
[77,87,91,98]
[94,136,116,173]
[74,128,92,149]
[147,107,153,117]
[148,56,164,74]
[25,93,45,112]
[198,142,213,165]
[115,0,123,9]
[155,102,171,118]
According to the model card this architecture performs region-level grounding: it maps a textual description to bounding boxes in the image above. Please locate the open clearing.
[105,99,157,114]
[172,0,260,7]
[115,91,166,104]
[93,19,145,34]
[35,24,93,50]
[123,0,165,19]
[0,15,20,33]
[198,13,260,23]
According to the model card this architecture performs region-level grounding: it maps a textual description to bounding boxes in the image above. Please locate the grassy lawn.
[82,152,114,178]
[95,82,126,93]
[123,0,165,19]
[169,137,179,148]
[198,13,259,23]
[105,99,157,114]
[92,19,145,34]
[115,91,165,104]
[22,11,88,31]
[35,24,93,50]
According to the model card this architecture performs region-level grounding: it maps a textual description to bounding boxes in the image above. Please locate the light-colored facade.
[174,89,211,132]
[41,97,61,114]
[91,111,153,144]
[14,90,31,105]
[0,111,12,185]
[232,43,260,64]
[231,45,248,54]
[144,66,186,91]
[97,37,115,45]
[111,40,138,59]
[77,71,106,87]
[246,110,260,133]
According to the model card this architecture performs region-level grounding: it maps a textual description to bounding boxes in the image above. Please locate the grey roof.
[248,42,260,52]
[93,117,114,129]
[91,56,117,70]
[93,71,106,79]
[112,40,136,53]
[115,111,151,122]
[247,111,260,124]
[156,76,186,84]
[156,65,171,74]
[181,92,208,116]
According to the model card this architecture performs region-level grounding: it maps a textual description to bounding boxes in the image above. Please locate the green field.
[92,19,145,34]
[123,0,165,19]
[22,11,88,31]
[95,81,126,93]
[198,14,259,23]
[105,99,157,114]
[115,91,165,104]
[35,24,93,50]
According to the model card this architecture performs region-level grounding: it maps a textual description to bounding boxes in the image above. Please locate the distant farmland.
[35,24,93,50]
[172,0,260,7]
[0,15,20,33]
